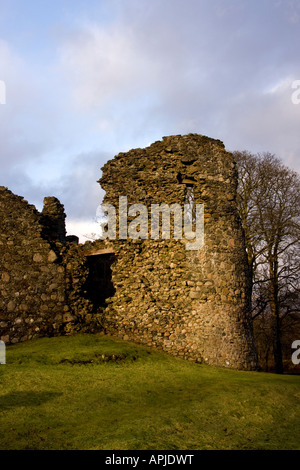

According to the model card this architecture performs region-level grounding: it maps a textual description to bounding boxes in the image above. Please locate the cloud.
[275,0,300,24]
[1,0,300,241]
[58,150,107,218]
[0,35,108,216]
[218,78,300,172]
[55,150,108,242]
[57,0,300,140]
[0,40,45,168]
[0,146,107,243]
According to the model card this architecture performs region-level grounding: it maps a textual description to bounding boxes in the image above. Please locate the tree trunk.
[269,257,284,374]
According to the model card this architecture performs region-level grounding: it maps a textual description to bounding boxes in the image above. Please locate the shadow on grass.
[0,391,62,410]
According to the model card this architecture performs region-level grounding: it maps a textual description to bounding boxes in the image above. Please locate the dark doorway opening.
[85,253,116,311]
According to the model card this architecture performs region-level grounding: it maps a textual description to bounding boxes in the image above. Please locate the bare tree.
[234,151,300,373]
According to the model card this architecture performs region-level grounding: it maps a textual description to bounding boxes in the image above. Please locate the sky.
[0,0,300,241]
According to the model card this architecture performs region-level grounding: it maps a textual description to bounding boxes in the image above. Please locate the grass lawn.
[0,333,299,450]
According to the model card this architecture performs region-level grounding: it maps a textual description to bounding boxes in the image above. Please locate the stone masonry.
[97,134,258,370]
[0,133,259,370]
[0,187,95,344]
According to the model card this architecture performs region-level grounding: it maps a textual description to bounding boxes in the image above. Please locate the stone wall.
[0,133,259,370]
[0,187,94,344]
[97,134,258,370]
[41,196,66,243]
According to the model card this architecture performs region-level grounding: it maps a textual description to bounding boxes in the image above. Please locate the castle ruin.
[0,134,258,370]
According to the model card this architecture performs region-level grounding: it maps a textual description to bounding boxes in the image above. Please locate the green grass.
[0,333,299,450]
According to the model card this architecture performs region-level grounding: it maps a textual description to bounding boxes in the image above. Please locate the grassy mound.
[0,334,299,450]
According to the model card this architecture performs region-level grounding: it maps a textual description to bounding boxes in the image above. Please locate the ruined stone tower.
[98,134,258,370]
[0,133,259,370]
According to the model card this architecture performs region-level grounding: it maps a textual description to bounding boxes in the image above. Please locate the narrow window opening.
[185,184,196,224]
[177,172,183,184]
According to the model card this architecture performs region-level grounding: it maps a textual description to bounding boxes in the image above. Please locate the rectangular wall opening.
[84,253,116,311]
